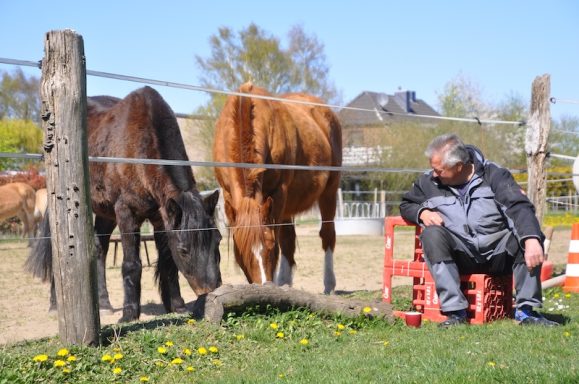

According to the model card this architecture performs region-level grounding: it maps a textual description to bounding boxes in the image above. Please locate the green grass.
[0,288,577,384]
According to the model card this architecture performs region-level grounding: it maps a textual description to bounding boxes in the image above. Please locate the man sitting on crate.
[400,133,559,328]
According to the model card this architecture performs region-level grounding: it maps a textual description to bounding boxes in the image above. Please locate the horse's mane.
[225,82,269,197]
[232,197,264,263]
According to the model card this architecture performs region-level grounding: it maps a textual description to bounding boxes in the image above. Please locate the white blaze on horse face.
[275,254,293,287]
[323,248,336,295]
[252,244,268,284]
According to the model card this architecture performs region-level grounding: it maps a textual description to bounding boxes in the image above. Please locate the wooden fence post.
[525,74,551,224]
[40,30,100,345]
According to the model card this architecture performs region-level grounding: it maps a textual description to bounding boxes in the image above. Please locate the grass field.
[0,286,576,383]
[0,218,576,383]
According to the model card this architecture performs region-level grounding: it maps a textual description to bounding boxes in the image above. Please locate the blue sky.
[1,1,578,120]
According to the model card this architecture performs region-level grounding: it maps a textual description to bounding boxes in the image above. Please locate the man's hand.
[419,209,444,226]
[524,238,544,272]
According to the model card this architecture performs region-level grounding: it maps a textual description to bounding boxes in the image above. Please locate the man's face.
[430,153,464,186]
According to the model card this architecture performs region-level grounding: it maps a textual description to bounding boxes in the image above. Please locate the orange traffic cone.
[563,223,579,293]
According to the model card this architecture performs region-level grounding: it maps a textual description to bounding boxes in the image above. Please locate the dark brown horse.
[213,83,342,294]
[27,86,222,322]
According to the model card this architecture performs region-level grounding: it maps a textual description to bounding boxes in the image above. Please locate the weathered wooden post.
[525,74,551,224]
[40,30,100,345]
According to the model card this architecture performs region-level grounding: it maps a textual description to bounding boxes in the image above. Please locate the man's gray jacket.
[399,145,544,262]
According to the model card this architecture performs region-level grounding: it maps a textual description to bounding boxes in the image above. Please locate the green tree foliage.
[196,23,340,105]
[0,68,40,122]
[0,119,43,171]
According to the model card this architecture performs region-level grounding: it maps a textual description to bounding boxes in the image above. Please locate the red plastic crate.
[383,216,513,324]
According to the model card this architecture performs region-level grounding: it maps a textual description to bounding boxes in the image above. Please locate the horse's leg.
[17,210,31,245]
[94,216,116,314]
[151,216,187,314]
[318,186,338,295]
[115,205,142,323]
[275,220,295,287]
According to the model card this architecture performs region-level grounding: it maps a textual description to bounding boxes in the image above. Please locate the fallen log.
[191,283,394,323]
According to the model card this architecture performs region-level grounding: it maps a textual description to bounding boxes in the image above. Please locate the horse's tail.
[25,212,52,282]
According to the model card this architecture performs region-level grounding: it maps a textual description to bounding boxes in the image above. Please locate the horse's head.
[231,196,277,284]
[165,190,222,295]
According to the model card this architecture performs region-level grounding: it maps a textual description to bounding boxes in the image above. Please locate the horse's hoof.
[118,315,137,324]
[173,306,189,314]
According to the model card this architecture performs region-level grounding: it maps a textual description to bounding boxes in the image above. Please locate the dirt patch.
[0,224,570,345]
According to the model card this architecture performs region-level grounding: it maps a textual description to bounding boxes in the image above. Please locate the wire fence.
[0,56,578,244]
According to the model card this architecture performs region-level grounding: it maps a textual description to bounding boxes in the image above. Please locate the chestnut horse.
[27,86,222,322]
[213,83,342,294]
[0,182,36,239]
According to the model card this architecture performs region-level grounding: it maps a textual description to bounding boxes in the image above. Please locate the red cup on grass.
[404,311,422,328]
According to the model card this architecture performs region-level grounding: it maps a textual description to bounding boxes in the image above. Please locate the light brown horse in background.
[33,188,47,234]
[0,182,36,239]
[213,82,342,294]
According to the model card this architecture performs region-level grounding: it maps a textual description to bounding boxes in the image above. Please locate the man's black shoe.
[438,309,468,328]
[515,306,560,327]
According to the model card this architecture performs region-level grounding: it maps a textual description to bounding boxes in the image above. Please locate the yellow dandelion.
[157,346,168,354]
[186,366,195,372]
[56,348,69,357]
[276,332,285,339]
[564,331,571,337]
[278,373,285,379]
[236,334,245,341]
[299,338,309,346]
[348,329,357,335]
[171,357,184,365]
[383,341,390,346]
[33,354,48,363]
[113,353,123,361]
[54,360,66,368]
[362,306,372,314]
[334,331,342,337]
[487,361,496,367]
[165,341,174,347]
[198,347,208,356]
[183,348,192,356]
[187,319,196,325]
[140,376,150,382]
[553,293,560,299]
[112,366,122,375]
[565,293,571,298]
[212,359,222,367]
[209,346,219,354]
[101,354,113,362]
[270,322,279,330]
[336,324,345,330]
[67,355,77,362]
[62,368,71,374]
